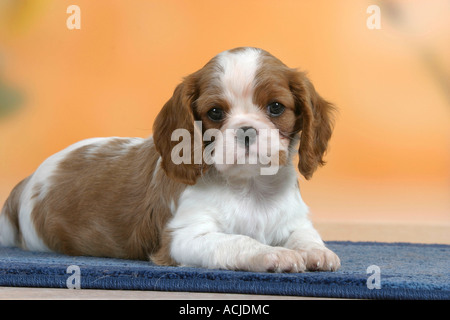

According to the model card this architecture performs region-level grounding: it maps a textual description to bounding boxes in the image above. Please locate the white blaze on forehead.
[217,48,261,112]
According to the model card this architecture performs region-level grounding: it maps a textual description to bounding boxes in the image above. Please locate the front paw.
[297,246,340,271]
[248,247,306,273]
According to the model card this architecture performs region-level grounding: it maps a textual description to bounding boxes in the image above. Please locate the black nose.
[237,126,257,149]
[240,126,255,133]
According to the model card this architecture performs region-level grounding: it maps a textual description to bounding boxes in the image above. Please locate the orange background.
[0,1,449,230]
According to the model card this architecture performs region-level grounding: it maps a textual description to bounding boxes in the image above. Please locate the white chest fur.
[169,165,310,246]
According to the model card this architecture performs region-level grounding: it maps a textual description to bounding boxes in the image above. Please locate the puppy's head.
[153,47,335,184]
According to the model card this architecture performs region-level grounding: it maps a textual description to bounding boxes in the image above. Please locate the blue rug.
[0,241,448,299]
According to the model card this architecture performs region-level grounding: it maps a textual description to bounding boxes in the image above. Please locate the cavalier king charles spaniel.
[0,47,340,272]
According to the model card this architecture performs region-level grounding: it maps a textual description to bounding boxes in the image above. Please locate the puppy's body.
[0,47,340,272]
[0,137,178,260]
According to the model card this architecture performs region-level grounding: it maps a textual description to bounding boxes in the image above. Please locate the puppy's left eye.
[267,102,285,117]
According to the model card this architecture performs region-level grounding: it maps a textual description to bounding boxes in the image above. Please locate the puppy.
[0,47,339,272]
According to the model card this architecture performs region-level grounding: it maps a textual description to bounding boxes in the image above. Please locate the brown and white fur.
[0,47,340,272]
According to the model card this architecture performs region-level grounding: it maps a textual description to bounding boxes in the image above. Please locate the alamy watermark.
[64,264,381,291]
[366,265,381,290]
[66,265,81,289]
[366,4,381,30]
[66,4,381,31]
[66,5,81,30]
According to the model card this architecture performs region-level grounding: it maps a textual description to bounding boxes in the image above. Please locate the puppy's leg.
[284,224,340,271]
[170,226,306,273]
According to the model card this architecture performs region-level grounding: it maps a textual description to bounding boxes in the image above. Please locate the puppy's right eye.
[207,108,225,122]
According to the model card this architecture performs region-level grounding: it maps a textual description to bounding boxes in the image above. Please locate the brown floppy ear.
[290,71,336,180]
[153,74,206,185]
